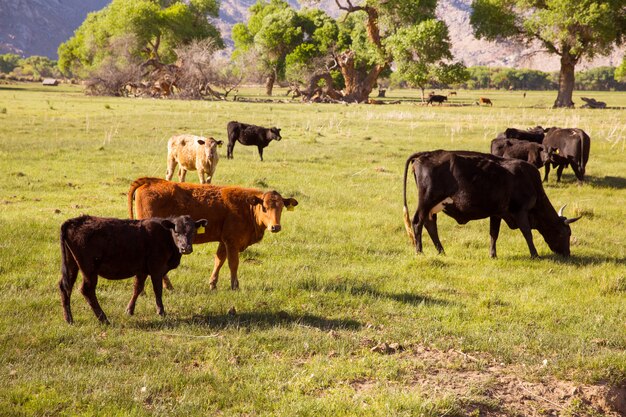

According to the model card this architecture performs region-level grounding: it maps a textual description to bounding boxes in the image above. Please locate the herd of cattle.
[59,119,589,323]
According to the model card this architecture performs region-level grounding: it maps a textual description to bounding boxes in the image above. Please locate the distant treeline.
[1,53,624,92]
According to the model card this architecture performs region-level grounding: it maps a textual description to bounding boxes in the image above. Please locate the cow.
[59,215,207,324]
[490,138,552,169]
[448,91,457,96]
[503,126,547,143]
[226,121,282,161]
[428,95,448,106]
[166,134,224,184]
[542,128,591,182]
[478,97,493,106]
[128,177,298,290]
[402,150,581,258]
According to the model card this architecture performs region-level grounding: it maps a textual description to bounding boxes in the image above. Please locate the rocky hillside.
[1,0,622,71]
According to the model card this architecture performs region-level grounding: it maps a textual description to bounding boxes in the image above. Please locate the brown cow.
[479,97,493,106]
[128,177,298,290]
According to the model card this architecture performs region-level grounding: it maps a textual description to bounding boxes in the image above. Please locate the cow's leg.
[556,164,565,182]
[225,243,240,290]
[126,274,148,315]
[151,274,165,317]
[411,211,424,254]
[489,216,501,258]
[209,242,227,290]
[198,169,206,184]
[570,163,584,182]
[515,214,538,258]
[80,274,109,324]
[166,158,176,181]
[59,254,79,324]
[162,275,174,290]
[423,214,445,254]
[179,168,187,183]
[543,162,550,182]
[258,146,264,161]
[227,140,235,159]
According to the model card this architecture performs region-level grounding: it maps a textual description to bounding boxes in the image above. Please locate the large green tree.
[58,0,222,77]
[470,0,626,108]
[232,0,303,95]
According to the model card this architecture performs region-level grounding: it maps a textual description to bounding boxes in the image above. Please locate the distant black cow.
[226,121,282,161]
[59,215,207,324]
[402,150,581,258]
[503,126,547,143]
[428,95,447,106]
[542,128,591,182]
[490,138,551,169]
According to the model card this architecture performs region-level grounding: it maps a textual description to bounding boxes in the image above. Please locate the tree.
[616,57,626,81]
[58,0,222,78]
[470,0,626,108]
[232,0,303,95]
[0,54,21,74]
[387,19,468,100]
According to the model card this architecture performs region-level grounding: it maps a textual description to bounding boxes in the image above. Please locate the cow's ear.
[248,196,263,206]
[284,198,298,211]
[162,219,175,230]
[195,219,208,228]
[216,140,224,147]
[197,139,205,145]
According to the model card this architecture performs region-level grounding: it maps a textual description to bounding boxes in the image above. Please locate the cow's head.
[250,191,298,233]
[197,137,222,160]
[268,127,282,141]
[543,205,581,257]
[162,215,208,254]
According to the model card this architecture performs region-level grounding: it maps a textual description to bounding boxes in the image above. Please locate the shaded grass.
[0,83,625,415]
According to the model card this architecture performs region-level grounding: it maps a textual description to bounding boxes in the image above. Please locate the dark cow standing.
[59,215,207,324]
[490,138,552,169]
[428,95,448,105]
[542,128,591,182]
[226,121,282,161]
[402,150,581,258]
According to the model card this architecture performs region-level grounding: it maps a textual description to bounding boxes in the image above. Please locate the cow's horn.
[558,204,567,217]
[564,216,582,225]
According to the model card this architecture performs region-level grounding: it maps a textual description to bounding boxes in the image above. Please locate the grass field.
[0,84,625,416]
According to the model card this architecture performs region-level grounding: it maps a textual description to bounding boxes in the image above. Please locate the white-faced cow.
[128,177,298,290]
[402,150,581,258]
[166,134,224,184]
[542,128,591,182]
[59,215,207,324]
[226,121,282,161]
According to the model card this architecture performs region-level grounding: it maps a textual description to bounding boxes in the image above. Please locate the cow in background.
[166,134,223,184]
[542,128,591,182]
[226,121,282,161]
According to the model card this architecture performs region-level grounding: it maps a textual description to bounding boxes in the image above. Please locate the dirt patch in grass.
[384,344,626,416]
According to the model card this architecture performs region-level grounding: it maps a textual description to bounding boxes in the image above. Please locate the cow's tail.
[59,220,78,323]
[579,131,587,177]
[128,177,159,219]
[403,153,421,248]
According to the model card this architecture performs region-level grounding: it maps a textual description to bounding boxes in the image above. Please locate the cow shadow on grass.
[295,279,454,307]
[507,253,626,266]
[134,310,362,332]
[586,175,626,189]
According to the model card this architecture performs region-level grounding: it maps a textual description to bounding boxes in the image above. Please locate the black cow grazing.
[503,126,547,143]
[226,121,282,161]
[428,95,448,105]
[402,150,581,258]
[490,137,552,169]
[59,215,208,324]
[542,128,591,182]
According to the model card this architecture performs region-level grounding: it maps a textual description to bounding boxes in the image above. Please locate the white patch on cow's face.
[429,197,453,220]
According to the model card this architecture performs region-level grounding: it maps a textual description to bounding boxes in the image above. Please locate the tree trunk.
[553,52,577,108]
[337,50,385,103]
[265,71,275,96]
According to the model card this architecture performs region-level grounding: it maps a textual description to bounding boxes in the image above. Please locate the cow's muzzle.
[269,225,282,233]
[180,246,193,254]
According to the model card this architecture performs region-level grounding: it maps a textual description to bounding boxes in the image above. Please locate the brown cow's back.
[129,177,265,246]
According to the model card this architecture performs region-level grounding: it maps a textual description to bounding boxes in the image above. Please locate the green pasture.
[0,84,625,416]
